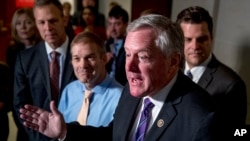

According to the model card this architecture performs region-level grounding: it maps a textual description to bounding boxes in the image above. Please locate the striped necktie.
[135,98,154,141]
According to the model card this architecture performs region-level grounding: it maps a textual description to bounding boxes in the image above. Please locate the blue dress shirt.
[58,75,123,127]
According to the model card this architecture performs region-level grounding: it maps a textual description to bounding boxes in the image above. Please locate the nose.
[80,58,89,68]
[20,22,26,29]
[108,24,115,32]
[190,39,200,49]
[44,21,53,31]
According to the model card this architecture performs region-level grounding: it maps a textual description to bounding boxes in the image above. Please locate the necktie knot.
[186,70,193,80]
[84,90,93,99]
[143,98,154,112]
[51,51,59,60]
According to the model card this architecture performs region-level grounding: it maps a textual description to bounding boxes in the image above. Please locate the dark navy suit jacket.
[197,55,247,129]
[65,72,225,141]
[105,38,127,85]
[13,41,76,141]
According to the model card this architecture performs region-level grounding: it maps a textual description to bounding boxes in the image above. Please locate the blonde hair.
[11,8,40,43]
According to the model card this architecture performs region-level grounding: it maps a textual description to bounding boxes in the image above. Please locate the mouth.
[129,77,143,85]
[189,51,204,56]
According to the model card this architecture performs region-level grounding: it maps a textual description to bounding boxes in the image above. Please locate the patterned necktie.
[50,51,60,104]
[77,90,93,125]
[110,42,119,77]
[186,70,193,80]
[135,98,154,141]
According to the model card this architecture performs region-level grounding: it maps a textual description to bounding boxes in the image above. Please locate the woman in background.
[74,6,106,40]
[6,7,41,141]
[7,7,41,74]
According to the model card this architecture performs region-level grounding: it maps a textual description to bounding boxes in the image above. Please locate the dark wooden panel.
[131,0,172,20]
[0,0,17,62]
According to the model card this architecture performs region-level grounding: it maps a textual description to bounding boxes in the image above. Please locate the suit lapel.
[60,44,74,93]
[123,94,141,140]
[198,55,218,89]
[145,72,187,140]
[37,42,51,97]
[145,102,177,141]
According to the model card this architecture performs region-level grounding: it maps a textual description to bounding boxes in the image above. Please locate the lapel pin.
[157,119,164,127]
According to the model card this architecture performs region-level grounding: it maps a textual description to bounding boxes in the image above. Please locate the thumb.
[50,101,60,116]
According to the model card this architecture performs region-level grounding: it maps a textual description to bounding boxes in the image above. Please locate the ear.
[102,53,108,65]
[169,53,181,70]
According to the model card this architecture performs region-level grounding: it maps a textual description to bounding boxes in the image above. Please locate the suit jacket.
[105,38,127,85]
[65,71,224,141]
[13,41,76,141]
[197,55,247,129]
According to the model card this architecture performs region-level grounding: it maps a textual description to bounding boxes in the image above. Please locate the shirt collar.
[80,74,112,94]
[45,36,69,56]
[144,73,178,108]
[185,54,212,82]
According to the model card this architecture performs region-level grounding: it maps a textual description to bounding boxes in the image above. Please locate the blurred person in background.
[6,7,41,141]
[62,1,75,40]
[105,6,128,85]
[72,0,105,28]
[74,6,106,40]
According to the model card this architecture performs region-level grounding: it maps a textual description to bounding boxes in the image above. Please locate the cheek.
[15,26,21,32]
[140,65,156,82]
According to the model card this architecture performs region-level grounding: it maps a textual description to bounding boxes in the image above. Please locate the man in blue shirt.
[58,32,123,127]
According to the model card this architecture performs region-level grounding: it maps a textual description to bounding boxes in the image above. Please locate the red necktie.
[50,51,60,104]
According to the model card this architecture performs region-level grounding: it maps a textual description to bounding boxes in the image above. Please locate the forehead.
[180,22,210,36]
[108,17,123,23]
[17,14,31,20]
[125,28,156,50]
[181,22,209,31]
[72,42,99,53]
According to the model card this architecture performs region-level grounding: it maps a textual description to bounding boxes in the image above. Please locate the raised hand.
[19,101,67,139]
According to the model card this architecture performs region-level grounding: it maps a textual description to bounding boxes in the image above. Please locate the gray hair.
[127,14,184,64]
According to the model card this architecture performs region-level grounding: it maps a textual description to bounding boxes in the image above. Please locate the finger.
[20,113,36,121]
[24,104,46,114]
[50,101,61,116]
[19,108,40,119]
[23,121,39,131]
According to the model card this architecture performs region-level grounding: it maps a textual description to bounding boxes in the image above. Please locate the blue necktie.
[110,43,119,77]
[186,70,193,80]
[135,98,154,141]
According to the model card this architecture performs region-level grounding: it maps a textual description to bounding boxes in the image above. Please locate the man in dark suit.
[13,0,76,141]
[176,6,247,131]
[19,15,225,141]
[105,6,128,85]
